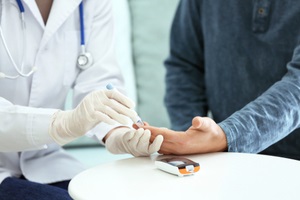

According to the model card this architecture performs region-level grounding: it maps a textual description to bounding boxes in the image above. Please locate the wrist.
[216,124,228,152]
[49,110,73,145]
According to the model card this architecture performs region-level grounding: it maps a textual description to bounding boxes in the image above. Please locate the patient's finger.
[132,124,139,129]
[192,116,211,131]
[144,126,171,136]
[132,121,150,129]
[143,121,150,126]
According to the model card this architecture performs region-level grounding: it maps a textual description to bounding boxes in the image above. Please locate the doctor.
[0,0,163,199]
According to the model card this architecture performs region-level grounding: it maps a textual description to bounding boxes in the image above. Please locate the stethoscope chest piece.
[77,52,93,70]
[77,2,93,70]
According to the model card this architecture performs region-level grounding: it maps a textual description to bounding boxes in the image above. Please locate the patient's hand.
[141,117,228,155]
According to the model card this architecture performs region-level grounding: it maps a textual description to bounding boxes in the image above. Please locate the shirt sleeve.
[164,0,208,131]
[219,44,300,153]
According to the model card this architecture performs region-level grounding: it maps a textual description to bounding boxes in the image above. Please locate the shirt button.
[258,8,265,15]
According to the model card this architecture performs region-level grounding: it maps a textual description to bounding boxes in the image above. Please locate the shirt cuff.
[218,121,237,152]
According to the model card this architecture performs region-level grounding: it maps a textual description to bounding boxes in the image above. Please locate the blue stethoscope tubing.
[79,2,85,46]
[15,0,24,13]
[0,0,92,79]
[77,1,93,70]
[0,0,29,79]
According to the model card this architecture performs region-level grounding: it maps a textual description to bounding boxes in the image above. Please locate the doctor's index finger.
[104,97,138,121]
[105,89,135,109]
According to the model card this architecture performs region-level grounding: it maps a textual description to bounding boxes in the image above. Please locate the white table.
[68,152,300,200]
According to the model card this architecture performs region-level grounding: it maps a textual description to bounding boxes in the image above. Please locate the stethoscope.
[0,0,92,79]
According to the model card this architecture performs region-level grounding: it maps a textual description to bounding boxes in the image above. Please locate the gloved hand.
[105,127,164,157]
[49,90,138,145]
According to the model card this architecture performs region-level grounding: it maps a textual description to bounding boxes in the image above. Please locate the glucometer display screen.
[168,161,185,166]
[160,157,200,169]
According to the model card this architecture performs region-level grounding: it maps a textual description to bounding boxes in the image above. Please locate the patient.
[142,0,300,159]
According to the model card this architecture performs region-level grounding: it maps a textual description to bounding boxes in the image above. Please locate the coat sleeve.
[0,97,57,152]
[219,44,300,153]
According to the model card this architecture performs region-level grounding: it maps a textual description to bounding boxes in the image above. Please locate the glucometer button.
[185,165,195,173]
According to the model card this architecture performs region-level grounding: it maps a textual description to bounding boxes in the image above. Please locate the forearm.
[219,55,300,153]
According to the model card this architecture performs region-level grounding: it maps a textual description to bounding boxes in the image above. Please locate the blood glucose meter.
[155,157,200,176]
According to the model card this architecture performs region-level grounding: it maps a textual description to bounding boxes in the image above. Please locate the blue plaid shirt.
[165,0,300,160]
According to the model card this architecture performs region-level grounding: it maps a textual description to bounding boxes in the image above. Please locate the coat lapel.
[39,0,82,49]
[18,0,82,48]
[18,0,45,28]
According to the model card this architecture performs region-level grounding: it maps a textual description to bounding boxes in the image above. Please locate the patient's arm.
[142,117,227,155]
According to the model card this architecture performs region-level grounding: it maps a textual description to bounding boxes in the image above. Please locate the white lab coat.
[0,0,125,183]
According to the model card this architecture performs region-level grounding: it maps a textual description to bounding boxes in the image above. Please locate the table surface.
[68,152,300,200]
